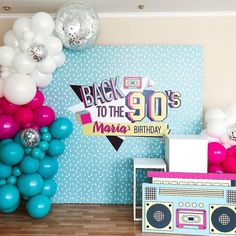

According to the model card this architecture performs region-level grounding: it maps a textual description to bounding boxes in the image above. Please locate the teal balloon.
[31,147,42,159]
[14,131,21,144]
[42,132,52,142]
[1,200,19,213]
[50,117,73,139]
[38,157,58,179]
[40,127,49,133]
[0,184,20,210]
[7,175,17,185]
[12,166,22,177]
[48,139,65,156]
[0,139,13,148]
[0,163,12,178]
[0,142,24,165]
[41,179,57,198]
[20,156,39,174]
[0,179,6,186]
[38,152,45,160]
[24,147,32,155]
[39,141,49,152]
[17,173,43,197]
[26,194,51,219]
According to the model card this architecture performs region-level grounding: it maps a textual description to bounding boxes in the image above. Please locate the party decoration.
[41,179,57,198]
[0,163,12,179]
[33,106,55,127]
[50,117,73,139]
[222,156,236,173]
[20,156,39,174]
[20,128,40,147]
[0,184,20,211]
[55,1,99,51]
[48,139,65,156]
[0,114,19,139]
[203,100,236,147]
[26,194,51,219]
[208,142,227,165]
[38,157,58,179]
[0,141,24,165]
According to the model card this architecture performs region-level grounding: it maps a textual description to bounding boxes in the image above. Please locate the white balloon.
[13,17,31,39]
[44,36,63,56]
[225,100,236,117]
[13,53,35,74]
[3,73,36,105]
[0,46,15,67]
[205,108,225,122]
[37,56,56,74]
[53,52,65,67]
[3,30,19,48]
[31,12,55,37]
[31,69,53,88]
[23,31,34,42]
[0,79,3,98]
[206,119,227,138]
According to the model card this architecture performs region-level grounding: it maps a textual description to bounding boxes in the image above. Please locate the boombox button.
[178,202,184,207]
[192,203,197,208]
[185,202,190,207]
[199,203,204,208]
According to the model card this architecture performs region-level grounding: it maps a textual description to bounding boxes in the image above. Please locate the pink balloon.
[14,107,33,126]
[26,90,45,110]
[31,125,40,131]
[33,105,55,127]
[208,164,224,173]
[222,156,236,173]
[208,142,227,165]
[0,98,19,114]
[227,145,236,157]
[0,114,19,139]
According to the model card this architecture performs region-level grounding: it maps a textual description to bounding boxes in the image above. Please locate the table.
[133,158,166,221]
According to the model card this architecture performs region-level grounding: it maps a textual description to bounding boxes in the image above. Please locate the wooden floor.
[0,204,189,236]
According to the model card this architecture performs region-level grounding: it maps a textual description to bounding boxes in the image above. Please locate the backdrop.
[43,45,203,203]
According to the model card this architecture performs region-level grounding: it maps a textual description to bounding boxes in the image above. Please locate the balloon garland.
[202,100,236,174]
[0,2,99,218]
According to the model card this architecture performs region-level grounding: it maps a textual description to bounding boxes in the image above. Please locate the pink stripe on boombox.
[147,171,236,180]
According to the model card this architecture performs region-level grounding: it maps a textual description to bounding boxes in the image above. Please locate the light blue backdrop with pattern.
[43,45,203,203]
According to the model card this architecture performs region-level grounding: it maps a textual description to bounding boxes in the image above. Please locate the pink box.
[80,113,92,125]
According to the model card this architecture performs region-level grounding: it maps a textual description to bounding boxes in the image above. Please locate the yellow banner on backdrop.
[83,121,170,137]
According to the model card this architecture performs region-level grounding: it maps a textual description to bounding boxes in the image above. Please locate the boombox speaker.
[210,205,236,234]
[144,202,173,231]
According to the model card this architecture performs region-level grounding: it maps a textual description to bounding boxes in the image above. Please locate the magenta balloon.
[33,106,55,127]
[26,90,45,110]
[208,142,227,165]
[222,156,236,173]
[0,114,20,139]
[0,98,19,114]
[208,164,224,173]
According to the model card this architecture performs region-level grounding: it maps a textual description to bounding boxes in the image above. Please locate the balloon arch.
[0,2,99,218]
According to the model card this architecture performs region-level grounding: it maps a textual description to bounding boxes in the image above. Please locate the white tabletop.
[133,158,166,169]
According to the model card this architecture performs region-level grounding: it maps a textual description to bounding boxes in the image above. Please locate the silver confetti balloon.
[54,1,99,51]
[28,43,48,62]
[21,128,40,147]
[227,123,236,141]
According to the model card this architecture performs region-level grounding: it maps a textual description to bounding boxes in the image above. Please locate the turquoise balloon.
[38,152,45,160]
[1,200,19,213]
[31,147,42,159]
[14,131,21,144]
[40,127,49,133]
[48,139,65,156]
[42,132,52,142]
[0,184,20,210]
[24,147,32,155]
[7,175,17,185]
[50,117,73,139]
[0,179,6,186]
[0,163,12,178]
[0,142,24,165]
[38,157,58,179]
[17,173,43,197]
[41,179,57,198]
[20,156,39,174]
[0,139,13,148]
[26,194,51,219]
[12,166,22,177]
[39,141,49,152]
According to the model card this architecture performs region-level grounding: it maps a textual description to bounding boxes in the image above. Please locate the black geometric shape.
[106,136,124,151]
